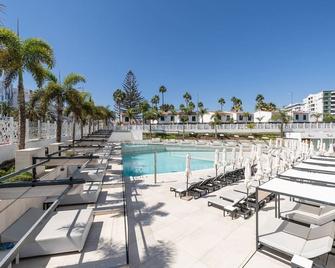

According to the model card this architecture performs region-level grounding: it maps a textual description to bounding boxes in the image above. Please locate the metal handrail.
[0,186,72,268]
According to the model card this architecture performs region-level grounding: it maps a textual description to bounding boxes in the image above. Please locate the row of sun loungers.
[0,130,113,266]
[256,152,335,266]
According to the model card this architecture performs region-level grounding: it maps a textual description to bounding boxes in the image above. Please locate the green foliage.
[323,113,335,123]
[0,166,32,182]
[255,94,277,111]
[231,96,243,112]
[246,123,255,129]
[121,70,143,114]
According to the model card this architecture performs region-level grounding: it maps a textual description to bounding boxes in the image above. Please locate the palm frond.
[63,73,86,88]
[22,38,55,68]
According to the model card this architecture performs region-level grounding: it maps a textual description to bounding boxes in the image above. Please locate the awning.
[258,178,335,205]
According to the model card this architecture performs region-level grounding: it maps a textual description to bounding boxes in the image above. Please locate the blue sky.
[2,0,335,111]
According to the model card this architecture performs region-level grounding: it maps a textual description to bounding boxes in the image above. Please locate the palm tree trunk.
[280,123,284,138]
[149,122,152,138]
[18,70,26,149]
[56,96,63,142]
[72,118,76,145]
[88,118,92,134]
[162,93,164,106]
[182,124,185,140]
[80,122,83,138]
[215,125,217,139]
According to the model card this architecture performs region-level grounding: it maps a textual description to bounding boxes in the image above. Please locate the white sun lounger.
[44,181,102,205]
[1,207,93,258]
[304,158,335,166]
[259,219,335,259]
[282,203,335,226]
[294,163,335,173]
[280,169,335,185]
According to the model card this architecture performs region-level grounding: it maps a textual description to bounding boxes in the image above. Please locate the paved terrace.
[125,169,335,268]
[11,145,335,268]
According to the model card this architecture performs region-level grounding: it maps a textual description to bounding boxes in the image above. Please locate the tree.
[271,110,291,137]
[159,85,167,105]
[311,113,322,123]
[0,101,17,117]
[210,111,222,138]
[183,92,192,106]
[144,108,160,138]
[121,70,143,115]
[323,113,335,123]
[64,89,84,143]
[0,28,55,149]
[42,72,86,142]
[139,101,150,126]
[231,97,243,112]
[267,102,277,111]
[197,102,207,123]
[188,101,195,112]
[218,98,225,111]
[151,95,160,109]
[125,108,136,124]
[113,89,126,123]
[82,95,95,134]
[255,94,265,111]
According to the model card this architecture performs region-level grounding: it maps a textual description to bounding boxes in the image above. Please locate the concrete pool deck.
[11,143,335,267]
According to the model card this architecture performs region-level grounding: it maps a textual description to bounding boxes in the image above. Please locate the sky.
[2,0,335,111]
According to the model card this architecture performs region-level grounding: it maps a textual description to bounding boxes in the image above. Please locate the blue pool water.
[123,150,214,177]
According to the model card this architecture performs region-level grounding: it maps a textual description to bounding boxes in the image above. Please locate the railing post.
[9,117,14,144]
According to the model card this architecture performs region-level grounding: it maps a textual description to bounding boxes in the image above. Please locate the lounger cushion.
[1,208,44,243]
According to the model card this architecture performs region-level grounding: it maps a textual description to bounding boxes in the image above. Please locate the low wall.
[0,136,72,165]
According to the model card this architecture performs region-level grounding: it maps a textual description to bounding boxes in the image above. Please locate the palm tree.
[113,89,125,123]
[0,28,55,149]
[64,89,84,143]
[197,102,207,123]
[139,100,150,126]
[81,96,95,135]
[231,97,243,112]
[211,111,221,138]
[255,94,265,111]
[218,98,225,111]
[144,108,160,138]
[159,85,167,105]
[183,92,192,106]
[0,101,16,117]
[125,108,136,124]
[271,110,291,137]
[311,113,322,123]
[42,72,86,142]
[151,95,160,109]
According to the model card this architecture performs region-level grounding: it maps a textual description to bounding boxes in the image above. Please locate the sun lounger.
[44,181,101,206]
[259,219,335,259]
[294,163,335,174]
[1,207,93,258]
[303,158,335,167]
[207,196,252,219]
[282,203,335,226]
[280,169,335,185]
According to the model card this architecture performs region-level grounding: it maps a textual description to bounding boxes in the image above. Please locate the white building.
[0,82,31,108]
[302,90,335,115]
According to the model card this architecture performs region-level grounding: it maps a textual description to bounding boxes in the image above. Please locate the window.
[303,115,307,120]
[125,117,129,122]
[295,114,299,120]
[192,116,196,122]
[171,116,174,121]
[248,115,252,121]
[218,115,221,120]
[160,116,165,121]
[239,115,243,121]
[226,115,230,121]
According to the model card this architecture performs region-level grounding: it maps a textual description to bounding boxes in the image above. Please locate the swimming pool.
[122,145,214,177]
